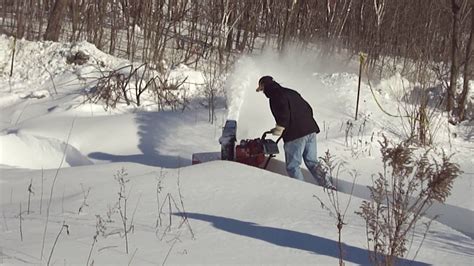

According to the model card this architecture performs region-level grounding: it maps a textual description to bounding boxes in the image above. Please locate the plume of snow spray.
[225,47,356,139]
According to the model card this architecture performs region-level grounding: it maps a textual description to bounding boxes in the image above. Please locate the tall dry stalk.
[40,118,75,259]
[27,178,34,214]
[47,221,70,266]
[314,150,357,265]
[115,168,131,254]
[357,136,461,265]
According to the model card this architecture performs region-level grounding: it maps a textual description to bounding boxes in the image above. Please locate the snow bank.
[170,63,205,96]
[0,37,216,170]
[0,131,92,169]
[0,35,205,113]
[377,72,411,100]
[0,35,128,82]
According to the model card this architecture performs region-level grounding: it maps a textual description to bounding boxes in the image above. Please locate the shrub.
[356,136,461,265]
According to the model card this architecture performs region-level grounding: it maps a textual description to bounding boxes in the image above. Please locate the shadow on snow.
[89,112,191,168]
[183,212,429,265]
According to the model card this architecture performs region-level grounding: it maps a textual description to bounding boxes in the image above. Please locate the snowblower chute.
[219,120,237,161]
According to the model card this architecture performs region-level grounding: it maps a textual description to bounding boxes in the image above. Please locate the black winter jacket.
[263,83,320,142]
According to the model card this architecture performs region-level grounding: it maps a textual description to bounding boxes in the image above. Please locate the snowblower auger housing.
[193,120,280,168]
[220,120,280,169]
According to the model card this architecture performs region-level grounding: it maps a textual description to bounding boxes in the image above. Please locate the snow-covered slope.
[1,161,472,265]
[0,36,473,265]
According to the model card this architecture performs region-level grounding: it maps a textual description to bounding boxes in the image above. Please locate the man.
[257,76,335,190]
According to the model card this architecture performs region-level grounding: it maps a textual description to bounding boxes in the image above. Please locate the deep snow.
[0,35,473,265]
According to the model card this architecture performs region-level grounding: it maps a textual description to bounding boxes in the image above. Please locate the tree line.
[1,0,472,120]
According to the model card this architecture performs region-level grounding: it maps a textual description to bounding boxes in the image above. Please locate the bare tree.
[0,0,472,124]
[447,0,461,114]
[43,0,69,41]
[458,2,473,121]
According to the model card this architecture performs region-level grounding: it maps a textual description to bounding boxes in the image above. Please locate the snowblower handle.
[261,130,282,170]
[276,136,282,144]
[261,131,282,144]
[261,131,272,140]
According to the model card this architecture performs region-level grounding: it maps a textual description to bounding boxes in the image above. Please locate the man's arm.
[270,97,290,128]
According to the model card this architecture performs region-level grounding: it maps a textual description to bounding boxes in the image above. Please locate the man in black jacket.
[257,76,335,189]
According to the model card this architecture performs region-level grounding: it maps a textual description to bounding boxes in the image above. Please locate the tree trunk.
[109,0,117,55]
[43,0,68,41]
[69,0,77,42]
[458,3,474,121]
[225,7,234,52]
[225,28,233,52]
[15,0,26,39]
[447,0,460,113]
[325,0,331,40]
[280,0,297,52]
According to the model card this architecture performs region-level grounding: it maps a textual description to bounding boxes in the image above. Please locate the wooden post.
[355,53,366,120]
[10,37,16,77]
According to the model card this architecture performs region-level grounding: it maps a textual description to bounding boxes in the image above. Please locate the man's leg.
[283,137,305,181]
[302,133,334,187]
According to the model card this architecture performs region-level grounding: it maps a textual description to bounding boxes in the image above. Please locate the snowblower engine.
[219,120,280,168]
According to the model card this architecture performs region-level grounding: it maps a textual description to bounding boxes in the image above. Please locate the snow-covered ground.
[0,36,473,265]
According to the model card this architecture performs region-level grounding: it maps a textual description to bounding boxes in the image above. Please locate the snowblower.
[192,120,281,169]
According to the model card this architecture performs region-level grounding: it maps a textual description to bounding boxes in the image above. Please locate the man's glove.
[270,125,285,136]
